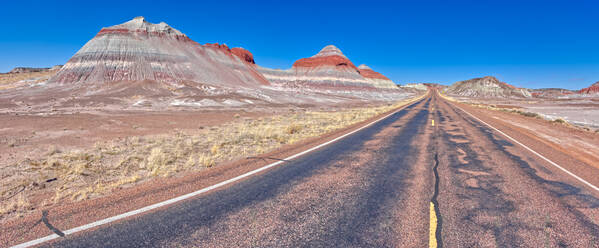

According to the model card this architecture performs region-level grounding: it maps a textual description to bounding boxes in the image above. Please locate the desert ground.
[4,91,599,247]
[450,96,599,130]
[0,70,420,224]
[3,70,599,247]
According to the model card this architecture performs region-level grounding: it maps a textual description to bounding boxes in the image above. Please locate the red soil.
[358,68,390,80]
[231,47,255,64]
[204,43,231,52]
[293,55,358,70]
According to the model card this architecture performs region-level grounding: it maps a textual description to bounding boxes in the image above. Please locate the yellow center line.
[429,202,438,248]
[431,120,435,126]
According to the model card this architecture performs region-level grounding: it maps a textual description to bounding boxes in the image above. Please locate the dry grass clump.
[0,194,31,216]
[1,98,419,220]
[552,118,569,125]
[515,110,540,118]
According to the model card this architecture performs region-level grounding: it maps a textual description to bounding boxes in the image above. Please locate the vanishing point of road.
[37,92,599,247]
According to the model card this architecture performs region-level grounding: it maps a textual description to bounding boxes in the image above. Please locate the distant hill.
[530,88,574,98]
[5,65,61,74]
[444,76,531,98]
[578,82,599,94]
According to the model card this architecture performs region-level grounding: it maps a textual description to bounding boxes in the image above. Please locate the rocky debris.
[445,76,531,98]
[530,88,574,98]
[578,82,599,94]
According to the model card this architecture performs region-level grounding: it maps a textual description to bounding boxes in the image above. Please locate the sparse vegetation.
[552,118,568,124]
[0,97,420,220]
[516,110,540,118]
[0,194,31,217]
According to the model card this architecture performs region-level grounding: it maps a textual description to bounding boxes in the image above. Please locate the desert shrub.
[515,110,540,118]
[286,124,304,134]
[552,118,567,124]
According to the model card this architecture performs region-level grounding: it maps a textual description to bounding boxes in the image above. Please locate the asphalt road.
[45,93,599,247]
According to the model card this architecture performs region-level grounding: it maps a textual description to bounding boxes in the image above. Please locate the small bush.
[552,118,567,124]
[210,144,220,155]
[515,110,540,118]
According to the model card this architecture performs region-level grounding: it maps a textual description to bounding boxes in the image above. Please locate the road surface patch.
[452,103,599,193]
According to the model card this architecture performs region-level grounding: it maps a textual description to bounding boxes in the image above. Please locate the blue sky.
[1,0,597,89]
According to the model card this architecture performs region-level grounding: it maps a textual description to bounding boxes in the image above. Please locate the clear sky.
[1,0,598,89]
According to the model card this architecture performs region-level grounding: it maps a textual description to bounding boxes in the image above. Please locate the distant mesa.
[530,88,574,98]
[423,83,446,89]
[444,76,532,98]
[578,81,599,94]
[6,65,62,74]
[401,83,428,91]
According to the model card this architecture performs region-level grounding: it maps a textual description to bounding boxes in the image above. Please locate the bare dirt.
[0,110,269,168]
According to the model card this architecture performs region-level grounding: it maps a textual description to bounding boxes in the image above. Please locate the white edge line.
[11,96,425,248]
[451,101,599,193]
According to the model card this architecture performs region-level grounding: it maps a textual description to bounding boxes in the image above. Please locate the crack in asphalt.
[430,97,443,248]
[431,152,443,248]
[41,210,65,237]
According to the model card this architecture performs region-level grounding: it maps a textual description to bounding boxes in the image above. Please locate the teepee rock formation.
[292,45,358,70]
[49,17,268,89]
[259,45,397,90]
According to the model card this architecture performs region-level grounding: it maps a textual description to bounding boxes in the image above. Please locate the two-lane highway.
[35,92,599,247]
